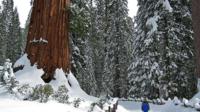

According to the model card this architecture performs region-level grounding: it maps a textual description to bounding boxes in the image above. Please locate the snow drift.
[14,54,98,102]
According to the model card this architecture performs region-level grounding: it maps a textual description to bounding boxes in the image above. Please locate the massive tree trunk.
[25,0,71,82]
[192,0,200,77]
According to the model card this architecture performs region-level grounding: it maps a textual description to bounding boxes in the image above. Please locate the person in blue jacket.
[141,100,150,112]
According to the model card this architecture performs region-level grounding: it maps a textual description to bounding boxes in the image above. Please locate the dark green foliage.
[70,0,98,96]
[6,8,22,62]
[97,98,107,109]
[70,0,90,37]
[128,0,197,99]
[32,84,54,103]
[73,98,81,108]
[88,102,96,112]
[70,0,133,97]
[53,85,70,104]
[17,84,33,97]
[0,0,23,64]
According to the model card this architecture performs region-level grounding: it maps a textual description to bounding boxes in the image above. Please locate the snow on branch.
[30,38,48,44]
[146,14,160,38]
[162,0,173,12]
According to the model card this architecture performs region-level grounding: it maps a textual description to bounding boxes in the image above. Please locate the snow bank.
[14,54,98,102]
[49,69,71,90]
[67,72,98,102]
[14,54,45,87]
[49,69,98,102]
[14,54,30,68]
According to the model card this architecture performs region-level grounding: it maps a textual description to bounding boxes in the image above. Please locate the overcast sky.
[128,0,138,18]
[1,0,138,28]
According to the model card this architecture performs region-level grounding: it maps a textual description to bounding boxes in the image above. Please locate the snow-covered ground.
[0,99,86,112]
[14,54,98,102]
[0,54,103,112]
[117,101,198,112]
[116,80,200,112]
[0,54,200,112]
[0,98,199,112]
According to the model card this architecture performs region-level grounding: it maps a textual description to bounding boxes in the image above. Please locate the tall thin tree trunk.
[192,0,200,78]
[25,0,71,82]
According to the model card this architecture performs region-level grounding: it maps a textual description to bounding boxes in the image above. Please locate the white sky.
[14,0,31,28]
[128,0,138,18]
[1,0,138,28]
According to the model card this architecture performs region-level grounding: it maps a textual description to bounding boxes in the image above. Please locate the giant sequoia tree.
[25,0,71,82]
[192,0,200,78]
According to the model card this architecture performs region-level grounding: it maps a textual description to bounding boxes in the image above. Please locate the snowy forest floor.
[0,54,200,112]
[117,101,199,112]
[0,98,199,112]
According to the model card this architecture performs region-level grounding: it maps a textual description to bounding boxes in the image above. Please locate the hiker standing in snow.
[141,100,150,112]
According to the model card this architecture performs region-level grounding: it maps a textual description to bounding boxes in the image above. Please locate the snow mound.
[195,102,200,110]
[49,69,98,102]
[15,60,45,87]
[14,54,98,102]
[67,72,98,102]
[14,54,30,68]
[173,97,181,105]
[49,69,71,90]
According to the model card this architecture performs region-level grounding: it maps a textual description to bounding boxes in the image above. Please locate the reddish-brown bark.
[25,0,71,82]
[192,0,200,77]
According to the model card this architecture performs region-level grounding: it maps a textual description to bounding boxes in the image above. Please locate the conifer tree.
[99,0,132,97]
[128,0,197,99]
[0,0,22,64]
[70,0,98,96]
[0,7,6,64]
[6,8,22,63]
[0,0,14,64]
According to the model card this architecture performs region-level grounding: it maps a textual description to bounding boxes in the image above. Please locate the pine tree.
[0,59,18,94]
[0,0,22,64]
[165,0,196,98]
[0,0,14,64]
[6,8,22,63]
[128,0,197,99]
[101,0,132,97]
[0,6,6,64]
[53,85,69,104]
[70,0,98,96]
[92,0,106,96]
